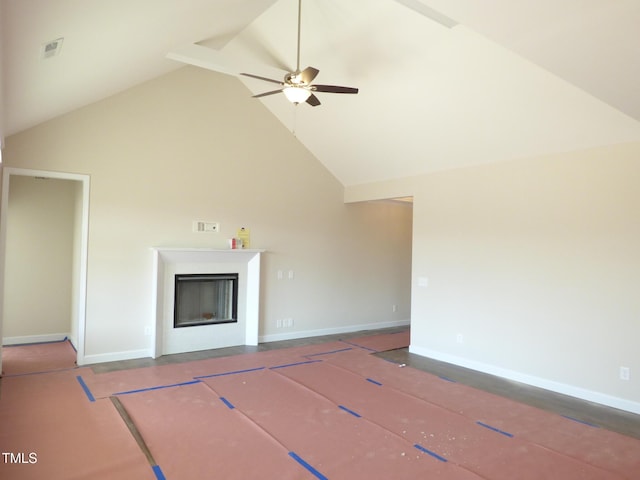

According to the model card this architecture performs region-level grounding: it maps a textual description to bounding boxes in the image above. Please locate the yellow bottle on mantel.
[237,227,250,249]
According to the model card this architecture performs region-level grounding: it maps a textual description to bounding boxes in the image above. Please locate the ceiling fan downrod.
[295,0,302,74]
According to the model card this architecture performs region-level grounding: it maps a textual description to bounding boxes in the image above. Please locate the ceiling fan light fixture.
[283,85,311,104]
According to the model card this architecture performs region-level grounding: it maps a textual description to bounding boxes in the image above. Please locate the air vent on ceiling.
[42,37,64,59]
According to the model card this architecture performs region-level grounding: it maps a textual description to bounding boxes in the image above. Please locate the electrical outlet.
[392,305,397,313]
[456,334,464,344]
[620,366,630,381]
[144,326,153,336]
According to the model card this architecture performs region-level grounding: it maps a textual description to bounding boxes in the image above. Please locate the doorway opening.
[0,168,90,372]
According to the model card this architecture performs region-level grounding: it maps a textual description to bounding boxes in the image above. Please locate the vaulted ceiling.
[2,0,640,186]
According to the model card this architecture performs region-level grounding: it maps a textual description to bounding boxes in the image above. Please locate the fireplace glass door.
[174,273,238,328]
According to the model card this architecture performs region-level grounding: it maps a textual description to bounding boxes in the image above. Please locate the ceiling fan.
[167,0,357,107]
[240,0,358,106]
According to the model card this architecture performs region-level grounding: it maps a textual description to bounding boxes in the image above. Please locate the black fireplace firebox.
[174,273,238,328]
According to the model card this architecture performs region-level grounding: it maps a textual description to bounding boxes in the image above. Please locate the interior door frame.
[0,167,90,370]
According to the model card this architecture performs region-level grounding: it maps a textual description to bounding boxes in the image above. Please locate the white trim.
[409,345,640,415]
[81,349,152,365]
[245,253,261,346]
[0,167,90,368]
[151,248,264,357]
[260,319,410,343]
[150,249,161,359]
[76,174,90,366]
[3,333,70,346]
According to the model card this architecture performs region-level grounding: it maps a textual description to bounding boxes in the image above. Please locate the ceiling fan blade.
[299,66,319,84]
[240,73,284,85]
[312,85,359,94]
[306,94,321,107]
[253,89,284,99]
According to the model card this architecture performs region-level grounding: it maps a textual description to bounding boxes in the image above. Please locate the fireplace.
[174,273,238,328]
[152,247,263,357]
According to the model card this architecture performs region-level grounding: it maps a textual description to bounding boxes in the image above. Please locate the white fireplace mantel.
[151,247,264,358]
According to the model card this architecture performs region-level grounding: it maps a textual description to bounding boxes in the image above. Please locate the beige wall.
[346,141,640,413]
[2,67,412,361]
[4,176,76,339]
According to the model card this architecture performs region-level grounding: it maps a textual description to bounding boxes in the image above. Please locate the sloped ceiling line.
[3,0,640,187]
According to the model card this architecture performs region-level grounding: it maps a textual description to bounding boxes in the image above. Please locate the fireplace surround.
[151,248,263,357]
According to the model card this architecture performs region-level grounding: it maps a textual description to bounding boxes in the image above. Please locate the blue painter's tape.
[366,378,383,386]
[152,464,167,480]
[194,366,265,379]
[113,379,200,396]
[270,359,322,370]
[220,397,235,409]
[289,452,328,480]
[414,444,448,462]
[438,375,456,383]
[562,415,600,428]
[305,347,354,357]
[76,375,95,402]
[339,405,362,418]
[476,421,514,438]
[340,340,377,352]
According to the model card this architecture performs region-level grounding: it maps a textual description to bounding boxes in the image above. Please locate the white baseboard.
[259,319,410,344]
[2,333,70,346]
[409,345,640,416]
[79,321,409,366]
[80,349,152,366]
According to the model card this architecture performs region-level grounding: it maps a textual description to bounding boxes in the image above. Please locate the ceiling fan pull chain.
[292,103,298,137]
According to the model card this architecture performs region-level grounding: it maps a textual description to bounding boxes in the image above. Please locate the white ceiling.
[2,0,640,186]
